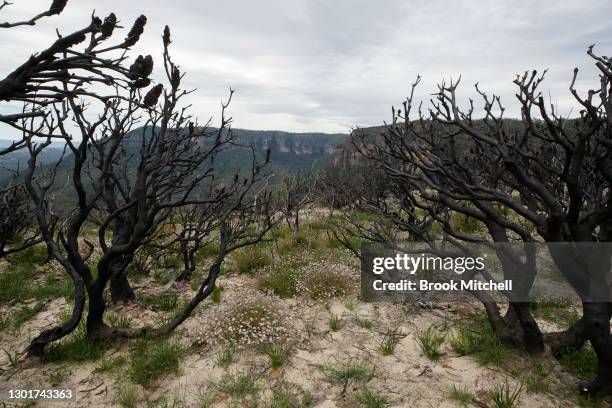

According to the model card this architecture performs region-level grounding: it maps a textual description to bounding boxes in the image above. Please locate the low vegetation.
[261,343,290,369]
[416,326,445,362]
[208,293,293,348]
[128,339,189,387]
[449,315,511,367]
[379,330,402,356]
[489,381,523,408]
[448,385,474,407]
[355,387,392,408]
[323,359,376,385]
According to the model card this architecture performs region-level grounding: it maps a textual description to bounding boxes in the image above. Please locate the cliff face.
[0,128,352,185]
[208,128,350,172]
[231,129,346,157]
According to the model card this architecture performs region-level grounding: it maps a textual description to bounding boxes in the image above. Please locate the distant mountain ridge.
[0,128,350,184]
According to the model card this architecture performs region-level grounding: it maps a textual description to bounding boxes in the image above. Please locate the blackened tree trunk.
[86,280,108,335]
[176,243,198,282]
[579,302,612,395]
[108,221,136,303]
[506,302,544,355]
[110,265,136,303]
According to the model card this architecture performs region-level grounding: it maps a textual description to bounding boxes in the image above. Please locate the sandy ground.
[0,259,609,408]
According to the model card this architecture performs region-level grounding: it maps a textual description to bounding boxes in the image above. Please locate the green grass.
[355,388,392,408]
[215,346,235,368]
[490,381,523,408]
[210,285,223,303]
[152,268,173,285]
[214,371,260,401]
[448,385,474,407]
[529,300,580,326]
[524,361,549,393]
[576,394,608,408]
[323,359,375,385]
[141,292,180,312]
[354,318,377,331]
[44,321,105,363]
[450,213,481,235]
[8,244,48,264]
[158,254,181,269]
[416,326,445,361]
[197,242,221,260]
[302,268,354,301]
[265,380,315,408]
[197,391,214,408]
[145,395,187,408]
[271,225,291,241]
[257,252,353,300]
[0,261,72,306]
[261,343,289,369]
[105,312,132,328]
[115,383,139,408]
[0,302,45,332]
[449,315,511,367]
[276,228,326,253]
[257,260,304,298]
[95,354,127,372]
[329,315,343,331]
[2,349,21,368]
[48,369,67,386]
[128,339,188,387]
[234,245,272,274]
[379,330,401,356]
[556,343,598,382]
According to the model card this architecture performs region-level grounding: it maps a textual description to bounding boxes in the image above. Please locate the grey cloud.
[0,0,610,136]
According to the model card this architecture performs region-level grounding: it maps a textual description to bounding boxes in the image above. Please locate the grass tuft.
[261,343,289,369]
[556,343,598,382]
[449,315,511,367]
[524,361,550,393]
[489,381,523,408]
[355,388,392,408]
[529,300,580,326]
[95,354,127,372]
[379,330,402,356]
[448,385,474,406]
[416,326,445,361]
[1,302,45,333]
[210,285,223,303]
[114,383,139,408]
[44,321,104,363]
[105,312,132,328]
[214,371,259,401]
[215,346,235,368]
[141,292,180,312]
[234,245,272,274]
[329,315,343,331]
[265,380,315,408]
[128,339,188,387]
[323,359,375,385]
[354,318,377,331]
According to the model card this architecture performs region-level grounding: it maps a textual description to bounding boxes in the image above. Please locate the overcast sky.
[1,0,611,136]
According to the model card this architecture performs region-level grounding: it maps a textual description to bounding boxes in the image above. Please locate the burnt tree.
[354,47,611,394]
[276,171,316,233]
[0,1,152,155]
[22,24,273,355]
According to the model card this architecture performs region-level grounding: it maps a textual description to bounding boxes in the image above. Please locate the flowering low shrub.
[257,255,357,300]
[207,293,294,348]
